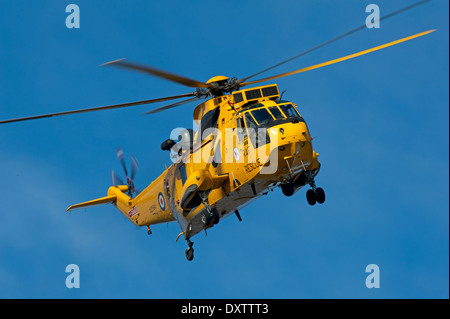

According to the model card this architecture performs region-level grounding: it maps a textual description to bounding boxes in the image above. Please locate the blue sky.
[0,0,448,298]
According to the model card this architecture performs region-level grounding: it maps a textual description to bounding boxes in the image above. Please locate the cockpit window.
[240,109,271,148]
[279,103,300,118]
[249,108,274,126]
[268,106,284,120]
[237,103,303,129]
[236,116,247,142]
[244,112,258,129]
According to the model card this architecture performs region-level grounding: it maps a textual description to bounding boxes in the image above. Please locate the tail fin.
[66,195,117,212]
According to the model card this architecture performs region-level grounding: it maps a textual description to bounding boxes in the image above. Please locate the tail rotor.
[111,147,140,197]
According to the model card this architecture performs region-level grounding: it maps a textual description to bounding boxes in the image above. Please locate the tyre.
[306,189,317,205]
[201,211,211,226]
[185,247,194,261]
[281,183,295,197]
[315,187,325,204]
[210,208,220,225]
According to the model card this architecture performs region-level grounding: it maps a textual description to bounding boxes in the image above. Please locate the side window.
[244,112,258,129]
[199,107,220,140]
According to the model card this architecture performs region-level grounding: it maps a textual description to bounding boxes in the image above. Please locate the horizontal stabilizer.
[66,195,116,212]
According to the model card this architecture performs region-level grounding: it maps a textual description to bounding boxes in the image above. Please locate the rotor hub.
[206,75,229,84]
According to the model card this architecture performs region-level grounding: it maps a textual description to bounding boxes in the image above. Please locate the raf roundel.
[158,192,166,211]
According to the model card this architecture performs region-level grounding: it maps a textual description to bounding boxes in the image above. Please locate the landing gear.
[185,239,194,261]
[210,208,220,224]
[185,191,220,262]
[281,183,295,197]
[305,172,325,206]
[198,191,220,227]
[200,207,220,226]
[315,187,326,204]
[201,211,210,226]
[305,187,326,205]
[306,189,317,205]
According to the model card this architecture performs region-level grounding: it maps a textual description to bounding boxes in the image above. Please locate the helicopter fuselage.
[98,84,320,241]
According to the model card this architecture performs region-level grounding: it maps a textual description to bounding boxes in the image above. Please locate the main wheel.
[201,211,211,226]
[185,247,194,261]
[210,208,220,225]
[315,187,325,204]
[306,189,317,205]
[281,183,295,197]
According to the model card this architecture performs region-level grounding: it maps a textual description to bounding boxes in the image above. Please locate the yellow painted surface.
[67,83,321,239]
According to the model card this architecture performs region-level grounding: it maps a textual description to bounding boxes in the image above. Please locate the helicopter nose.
[270,121,309,145]
[265,122,316,174]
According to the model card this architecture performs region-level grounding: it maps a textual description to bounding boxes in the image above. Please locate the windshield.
[243,104,297,127]
[268,106,284,120]
[278,103,300,119]
[249,108,274,126]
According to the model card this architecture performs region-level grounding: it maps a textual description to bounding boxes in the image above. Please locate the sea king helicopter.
[0,2,435,260]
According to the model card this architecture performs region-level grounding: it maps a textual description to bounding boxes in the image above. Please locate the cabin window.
[179,164,187,184]
[199,107,220,140]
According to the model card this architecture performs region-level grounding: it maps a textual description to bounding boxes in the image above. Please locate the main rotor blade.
[0,92,196,125]
[143,96,200,115]
[102,59,211,89]
[240,29,435,87]
[239,0,432,83]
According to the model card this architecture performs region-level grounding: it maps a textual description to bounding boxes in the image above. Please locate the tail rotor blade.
[111,169,124,186]
[130,154,139,181]
[116,147,128,178]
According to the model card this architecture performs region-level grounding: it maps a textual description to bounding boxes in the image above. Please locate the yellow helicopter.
[0,4,435,261]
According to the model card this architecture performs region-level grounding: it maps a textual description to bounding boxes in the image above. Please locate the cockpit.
[238,101,304,129]
[236,101,306,147]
